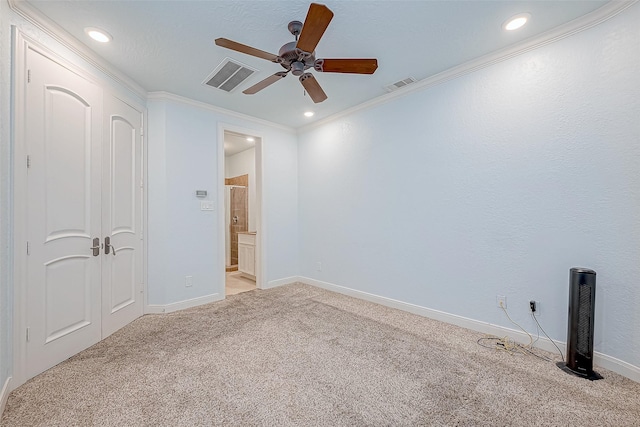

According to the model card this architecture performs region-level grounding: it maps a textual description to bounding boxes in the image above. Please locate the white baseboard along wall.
[266,276,640,383]
[145,293,224,314]
[143,276,639,383]
[0,377,11,418]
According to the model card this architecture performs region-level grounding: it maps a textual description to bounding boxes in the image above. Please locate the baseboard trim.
[299,276,640,383]
[145,293,223,314]
[264,276,301,290]
[592,352,640,383]
[1,376,11,419]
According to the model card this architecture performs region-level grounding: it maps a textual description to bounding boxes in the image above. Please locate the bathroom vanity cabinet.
[238,232,256,281]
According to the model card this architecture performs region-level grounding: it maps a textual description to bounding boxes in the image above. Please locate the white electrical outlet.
[185,275,193,287]
[316,262,322,271]
[496,295,507,308]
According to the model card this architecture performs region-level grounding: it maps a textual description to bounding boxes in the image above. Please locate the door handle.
[90,237,100,256]
[104,236,117,256]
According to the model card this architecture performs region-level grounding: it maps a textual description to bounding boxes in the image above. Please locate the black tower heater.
[557,268,602,380]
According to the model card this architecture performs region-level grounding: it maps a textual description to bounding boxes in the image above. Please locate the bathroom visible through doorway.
[222,129,260,296]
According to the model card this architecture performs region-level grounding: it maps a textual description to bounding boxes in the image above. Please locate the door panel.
[101,94,143,338]
[26,48,103,378]
[44,87,92,240]
[109,247,136,312]
[44,255,92,343]
[111,117,136,232]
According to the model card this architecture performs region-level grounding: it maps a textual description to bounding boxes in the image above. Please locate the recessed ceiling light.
[503,13,530,31]
[246,137,255,142]
[304,111,314,117]
[84,27,112,43]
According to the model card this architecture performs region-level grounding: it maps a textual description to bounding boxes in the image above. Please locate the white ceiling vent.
[203,58,257,93]
[385,77,417,92]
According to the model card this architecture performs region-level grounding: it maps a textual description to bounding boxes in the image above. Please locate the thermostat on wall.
[195,190,207,198]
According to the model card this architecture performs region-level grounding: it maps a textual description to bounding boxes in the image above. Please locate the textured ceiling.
[24,0,609,128]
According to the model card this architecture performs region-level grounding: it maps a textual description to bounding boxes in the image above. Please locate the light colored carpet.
[2,283,639,426]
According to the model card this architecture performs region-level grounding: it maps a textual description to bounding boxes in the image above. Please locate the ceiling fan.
[214,3,378,103]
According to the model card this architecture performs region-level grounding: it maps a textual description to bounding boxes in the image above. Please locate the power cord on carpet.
[499,302,532,348]
[476,301,562,363]
[476,336,554,362]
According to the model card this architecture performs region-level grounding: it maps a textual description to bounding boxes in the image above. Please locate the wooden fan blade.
[315,58,378,74]
[215,38,278,62]
[299,73,327,103]
[243,72,288,94]
[296,3,334,54]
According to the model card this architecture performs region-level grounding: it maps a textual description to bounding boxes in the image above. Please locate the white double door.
[25,47,143,378]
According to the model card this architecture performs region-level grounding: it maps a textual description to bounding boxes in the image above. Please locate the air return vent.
[385,77,417,92]
[203,58,257,92]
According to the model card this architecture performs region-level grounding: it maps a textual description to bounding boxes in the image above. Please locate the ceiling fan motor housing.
[291,61,306,76]
[278,41,315,75]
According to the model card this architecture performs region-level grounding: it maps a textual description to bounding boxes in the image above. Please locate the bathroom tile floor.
[225,271,256,295]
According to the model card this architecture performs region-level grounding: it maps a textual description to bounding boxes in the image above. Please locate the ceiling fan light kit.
[214,2,378,103]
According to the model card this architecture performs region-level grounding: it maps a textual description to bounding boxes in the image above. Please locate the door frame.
[11,29,148,389]
[217,123,265,295]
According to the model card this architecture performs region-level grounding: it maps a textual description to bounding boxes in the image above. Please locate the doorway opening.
[222,129,261,296]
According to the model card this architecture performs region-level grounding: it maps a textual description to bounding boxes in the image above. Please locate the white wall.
[147,96,298,305]
[298,4,640,370]
[225,147,257,232]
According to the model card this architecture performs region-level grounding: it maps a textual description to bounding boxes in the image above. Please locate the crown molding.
[8,0,635,133]
[298,0,637,133]
[147,91,296,133]
[8,0,147,100]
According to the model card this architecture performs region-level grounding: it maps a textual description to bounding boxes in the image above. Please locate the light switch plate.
[200,201,214,211]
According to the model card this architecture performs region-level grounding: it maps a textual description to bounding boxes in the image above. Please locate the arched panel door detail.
[24,46,144,379]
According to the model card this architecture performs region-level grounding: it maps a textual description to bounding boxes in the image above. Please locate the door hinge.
[139,179,144,188]
[27,69,31,83]
[26,241,30,255]
[26,327,30,342]
[140,127,144,136]
[27,155,31,168]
